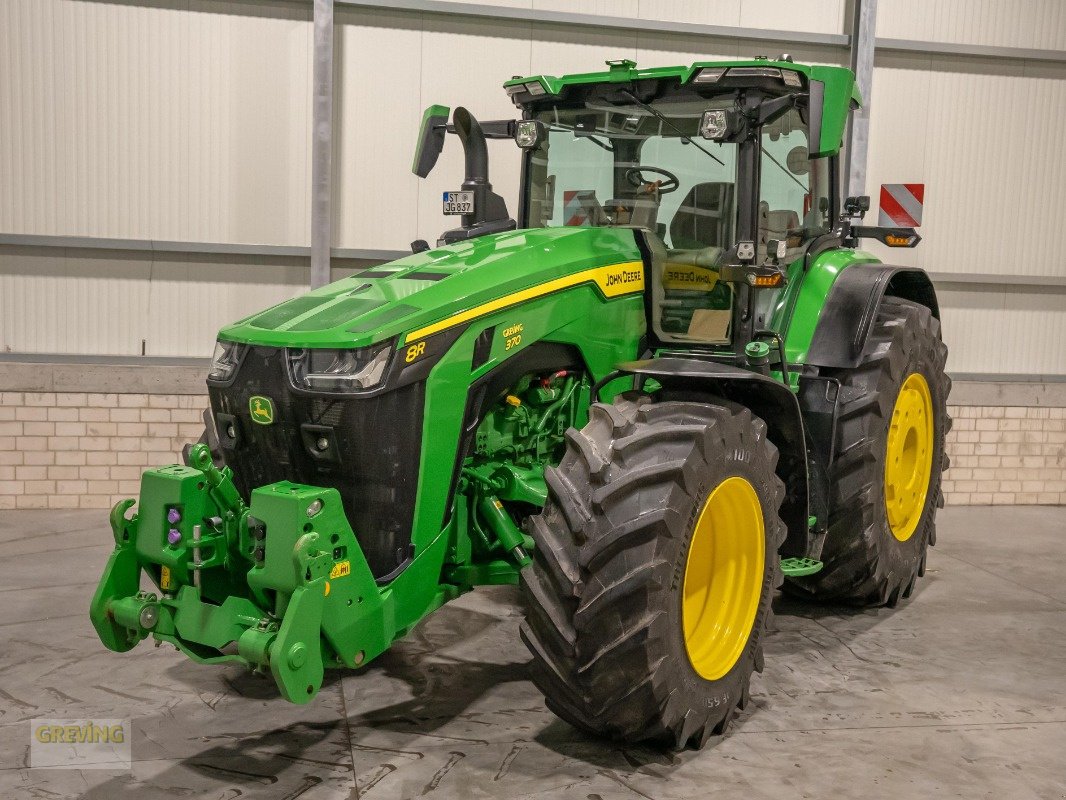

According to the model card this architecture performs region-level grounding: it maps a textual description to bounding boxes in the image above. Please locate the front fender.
[615,358,811,558]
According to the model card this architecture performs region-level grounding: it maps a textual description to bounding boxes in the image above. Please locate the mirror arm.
[753,93,796,126]
[440,120,517,139]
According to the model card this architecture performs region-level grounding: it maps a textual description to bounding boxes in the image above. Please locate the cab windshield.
[523,94,833,344]
[525,97,739,254]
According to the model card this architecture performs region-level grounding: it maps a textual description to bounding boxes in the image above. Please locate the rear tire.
[788,297,950,606]
[520,395,787,749]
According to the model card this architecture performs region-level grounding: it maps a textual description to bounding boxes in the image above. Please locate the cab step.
[780,557,823,577]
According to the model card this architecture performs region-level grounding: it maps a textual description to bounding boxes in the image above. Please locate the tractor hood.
[218,226,644,349]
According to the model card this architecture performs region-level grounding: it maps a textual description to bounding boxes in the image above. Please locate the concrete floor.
[0,507,1063,799]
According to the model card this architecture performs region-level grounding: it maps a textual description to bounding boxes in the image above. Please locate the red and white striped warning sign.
[563,189,598,226]
[563,191,587,226]
[879,184,924,227]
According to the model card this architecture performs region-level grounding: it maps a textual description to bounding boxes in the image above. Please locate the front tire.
[520,396,786,749]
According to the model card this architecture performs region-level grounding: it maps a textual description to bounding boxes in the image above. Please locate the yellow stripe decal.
[402,260,644,344]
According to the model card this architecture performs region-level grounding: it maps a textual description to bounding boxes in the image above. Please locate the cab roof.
[504,58,860,157]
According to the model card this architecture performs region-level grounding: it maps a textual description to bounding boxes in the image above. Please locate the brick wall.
[1,386,1064,510]
[942,405,1066,505]
[0,391,207,510]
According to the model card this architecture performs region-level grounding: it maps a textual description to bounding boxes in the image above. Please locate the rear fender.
[806,264,938,370]
[614,357,811,558]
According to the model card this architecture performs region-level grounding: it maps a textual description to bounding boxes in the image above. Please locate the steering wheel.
[624,166,680,194]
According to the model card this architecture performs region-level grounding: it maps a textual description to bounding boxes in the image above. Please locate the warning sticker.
[330,560,351,580]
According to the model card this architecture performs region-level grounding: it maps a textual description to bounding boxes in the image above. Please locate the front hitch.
[90,445,464,703]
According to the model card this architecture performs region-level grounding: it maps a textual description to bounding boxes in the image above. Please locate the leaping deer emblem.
[249,396,274,424]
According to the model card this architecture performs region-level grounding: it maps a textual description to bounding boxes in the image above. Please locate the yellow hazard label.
[663,265,719,292]
[160,565,173,590]
[330,560,351,580]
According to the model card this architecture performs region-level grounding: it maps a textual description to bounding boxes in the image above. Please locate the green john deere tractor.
[90,57,950,749]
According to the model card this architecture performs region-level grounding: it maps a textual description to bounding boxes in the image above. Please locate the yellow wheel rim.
[884,372,934,542]
[682,476,765,681]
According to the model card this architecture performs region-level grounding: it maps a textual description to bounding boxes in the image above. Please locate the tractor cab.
[415,57,869,364]
[515,59,837,350]
[515,70,831,352]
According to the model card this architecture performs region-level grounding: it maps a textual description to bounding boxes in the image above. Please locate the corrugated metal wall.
[864,7,1066,374]
[877,0,1066,49]
[0,0,313,244]
[0,247,379,357]
[1,0,1063,374]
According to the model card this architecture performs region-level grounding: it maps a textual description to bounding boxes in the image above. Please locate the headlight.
[513,120,544,148]
[700,108,745,142]
[287,343,392,392]
[208,340,245,382]
[700,110,729,139]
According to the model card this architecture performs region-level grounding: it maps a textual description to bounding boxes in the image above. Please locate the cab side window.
[758,108,832,263]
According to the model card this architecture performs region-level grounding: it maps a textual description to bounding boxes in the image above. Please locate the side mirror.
[412,104,450,178]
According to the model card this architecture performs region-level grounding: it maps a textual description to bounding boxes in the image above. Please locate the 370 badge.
[502,323,523,351]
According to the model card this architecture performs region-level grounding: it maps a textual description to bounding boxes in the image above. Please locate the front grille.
[208,346,424,578]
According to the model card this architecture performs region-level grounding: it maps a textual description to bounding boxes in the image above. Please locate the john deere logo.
[249,396,275,425]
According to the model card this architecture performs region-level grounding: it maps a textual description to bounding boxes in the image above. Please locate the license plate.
[442,191,474,215]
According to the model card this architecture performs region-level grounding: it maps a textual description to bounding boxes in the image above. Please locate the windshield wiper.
[619,90,725,166]
[553,125,614,152]
[763,147,807,191]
